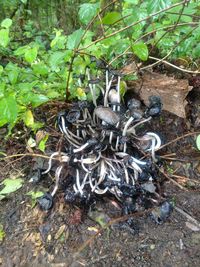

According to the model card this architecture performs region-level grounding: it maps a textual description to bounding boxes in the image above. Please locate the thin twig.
[158,167,188,190]
[0,153,52,161]
[147,56,200,74]
[174,206,200,227]
[158,131,200,151]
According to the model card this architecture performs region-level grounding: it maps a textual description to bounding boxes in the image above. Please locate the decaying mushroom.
[38,69,169,223]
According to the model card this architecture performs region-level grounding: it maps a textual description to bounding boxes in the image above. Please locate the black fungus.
[127,98,141,110]
[38,193,53,211]
[66,108,81,123]
[150,201,174,224]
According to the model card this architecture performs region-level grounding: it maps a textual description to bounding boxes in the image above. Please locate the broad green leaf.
[20,0,27,4]
[14,45,29,56]
[0,225,5,241]
[0,178,23,197]
[38,134,49,152]
[0,65,3,75]
[26,190,44,199]
[124,0,139,3]
[67,28,84,50]
[0,29,9,47]
[24,109,34,127]
[32,62,48,76]
[0,95,18,127]
[196,135,200,151]
[29,94,49,107]
[147,0,171,14]
[24,47,38,63]
[132,42,148,61]
[1,18,12,29]
[49,51,66,69]
[79,3,100,25]
[102,12,121,25]
[7,68,19,85]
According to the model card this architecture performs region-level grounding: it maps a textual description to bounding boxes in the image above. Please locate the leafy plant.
[0,0,199,135]
[26,190,44,207]
[0,178,24,200]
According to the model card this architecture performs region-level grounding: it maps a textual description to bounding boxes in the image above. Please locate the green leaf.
[38,134,49,152]
[14,45,29,56]
[29,94,49,107]
[0,29,9,47]
[76,87,86,101]
[0,178,23,198]
[24,109,34,127]
[0,95,18,127]
[24,47,38,63]
[147,0,171,14]
[32,62,48,76]
[7,66,19,85]
[1,18,12,29]
[102,12,121,25]
[124,0,139,3]
[196,135,200,151]
[79,3,100,25]
[26,190,44,199]
[0,65,3,75]
[20,0,27,4]
[132,42,148,61]
[0,225,5,241]
[49,51,66,70]
[67,28,84,50]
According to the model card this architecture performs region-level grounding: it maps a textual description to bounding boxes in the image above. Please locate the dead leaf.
[36,130,48,144]
[127,72,192,118]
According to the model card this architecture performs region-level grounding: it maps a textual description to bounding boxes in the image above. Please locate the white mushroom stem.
[87,68,97,107]
[42,152,68,174]
[76,169,83,195]
[145,132,161,151]
[51,165,63,197]
[122,116,134,152]
[123,117,134,136]
[73,142,90,153]
[81,172,89,190]
[117,76,121,108]
[94,187,109,195]
[104,74,114,107]
[127,117,152,134]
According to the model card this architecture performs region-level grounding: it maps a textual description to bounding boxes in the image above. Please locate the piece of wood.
[127,72,193,118]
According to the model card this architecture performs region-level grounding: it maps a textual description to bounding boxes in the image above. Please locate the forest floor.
[0,72,200,267]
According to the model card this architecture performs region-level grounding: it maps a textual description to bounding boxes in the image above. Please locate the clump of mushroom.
[39,69,164,218]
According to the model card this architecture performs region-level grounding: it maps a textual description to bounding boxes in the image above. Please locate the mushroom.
[94,106,120,126]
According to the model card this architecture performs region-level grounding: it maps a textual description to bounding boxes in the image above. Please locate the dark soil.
[0,84,200,267]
